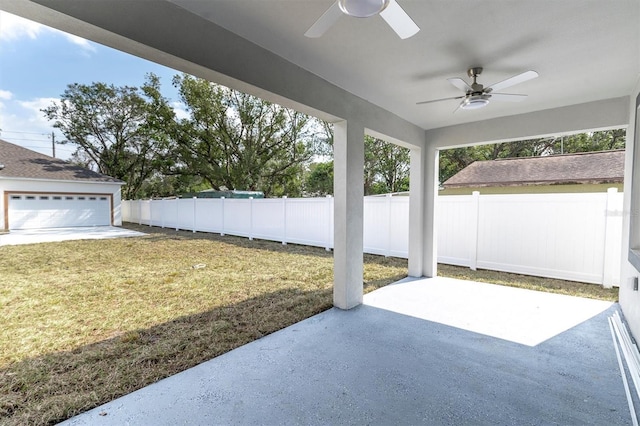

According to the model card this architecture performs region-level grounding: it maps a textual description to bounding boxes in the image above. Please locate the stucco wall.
[620,81,640,339]
[0,178,123,230]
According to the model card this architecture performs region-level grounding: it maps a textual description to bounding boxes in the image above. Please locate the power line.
[0,130,52,136]
[1,137,53,143]
[3,143,75,152]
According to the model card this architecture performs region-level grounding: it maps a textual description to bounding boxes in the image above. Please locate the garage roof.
[0,139,122,183]
[443,149,625,188]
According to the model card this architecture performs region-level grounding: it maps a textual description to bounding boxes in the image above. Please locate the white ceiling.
[167,0,639,130]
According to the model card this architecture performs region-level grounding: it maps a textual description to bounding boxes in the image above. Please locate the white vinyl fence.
[123,189,623,286]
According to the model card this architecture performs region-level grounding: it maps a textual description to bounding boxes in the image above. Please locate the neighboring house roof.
[0,139,122,183]
[443,149,625,188]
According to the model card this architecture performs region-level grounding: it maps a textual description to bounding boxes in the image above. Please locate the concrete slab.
[366,276,614,346]
[61,277,630,425]
[0,226,146,246]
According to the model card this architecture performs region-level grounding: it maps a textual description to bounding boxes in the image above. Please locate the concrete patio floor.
[62,277,630,425]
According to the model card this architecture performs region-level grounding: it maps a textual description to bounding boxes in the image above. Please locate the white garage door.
[8,194,111,230]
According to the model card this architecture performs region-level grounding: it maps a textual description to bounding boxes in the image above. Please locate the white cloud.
[0,96,64,154]
[0,90,13,109]
[17,97,60,128]
[0,98,66,158]
[172,101,190,120]
[63,33,97,53]
[0,11,44,41]
[0,11,96,53]
[0,90,13,100]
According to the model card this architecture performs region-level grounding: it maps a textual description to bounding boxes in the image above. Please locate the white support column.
[408,147,424,276]
[408,144,439,277]
[333,119,364,310]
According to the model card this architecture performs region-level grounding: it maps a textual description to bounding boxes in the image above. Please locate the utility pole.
[51,132,56,158]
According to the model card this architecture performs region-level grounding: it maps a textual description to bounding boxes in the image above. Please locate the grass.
[0,223,617,424]
[0,224,406,425]
[438,264,619,302]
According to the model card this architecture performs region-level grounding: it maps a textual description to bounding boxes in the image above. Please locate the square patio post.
[408,144,438,278]
[333,119,364,309]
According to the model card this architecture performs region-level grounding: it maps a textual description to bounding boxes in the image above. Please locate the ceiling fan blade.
[486,70,538,93]
[447,77,472,93]
[305,1,343,38]
[379,0,420,39]
[489,93,528,102]
[416,96,464,105]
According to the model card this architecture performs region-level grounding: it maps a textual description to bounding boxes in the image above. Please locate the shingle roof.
[0,139,122,183]
[443,149,625,188]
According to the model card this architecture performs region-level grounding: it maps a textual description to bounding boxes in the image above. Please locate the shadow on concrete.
[58,301,630,425]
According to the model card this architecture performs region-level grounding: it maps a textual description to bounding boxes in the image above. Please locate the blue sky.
[0,11,183,160]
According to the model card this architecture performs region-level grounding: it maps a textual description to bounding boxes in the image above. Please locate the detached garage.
[0,139,124,231]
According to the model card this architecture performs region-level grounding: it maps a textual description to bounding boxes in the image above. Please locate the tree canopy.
[42,74,174,199]
[439,130,626,184]
[167,75,323,197]
[309,129,411,196]
[42,73,626,199]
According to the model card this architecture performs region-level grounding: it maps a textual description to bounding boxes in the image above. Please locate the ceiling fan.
[305,0,419,39]
[417,67,539,111]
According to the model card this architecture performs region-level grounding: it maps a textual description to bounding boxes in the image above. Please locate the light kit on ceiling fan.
[305,0,419,39]
[338,0,390,17]
[460,95,490,110]
[416,67,539,112]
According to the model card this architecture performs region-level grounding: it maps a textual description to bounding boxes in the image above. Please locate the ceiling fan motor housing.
[467,67,483,78]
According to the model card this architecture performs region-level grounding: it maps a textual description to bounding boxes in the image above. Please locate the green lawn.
[0,223,617,425]
[0,225,406,425]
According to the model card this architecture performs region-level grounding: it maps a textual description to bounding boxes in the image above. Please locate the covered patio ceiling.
[166,0,639,131]
[2,1,638,133]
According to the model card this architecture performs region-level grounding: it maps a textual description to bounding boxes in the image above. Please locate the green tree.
[42,74,174,199]
[317,126,411,195]
[170,75,321,197]
[438,130,625,184]
[137,173,209,199]
[305,161,334,196]
[364,136,410,194]
[549,129,626,153]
